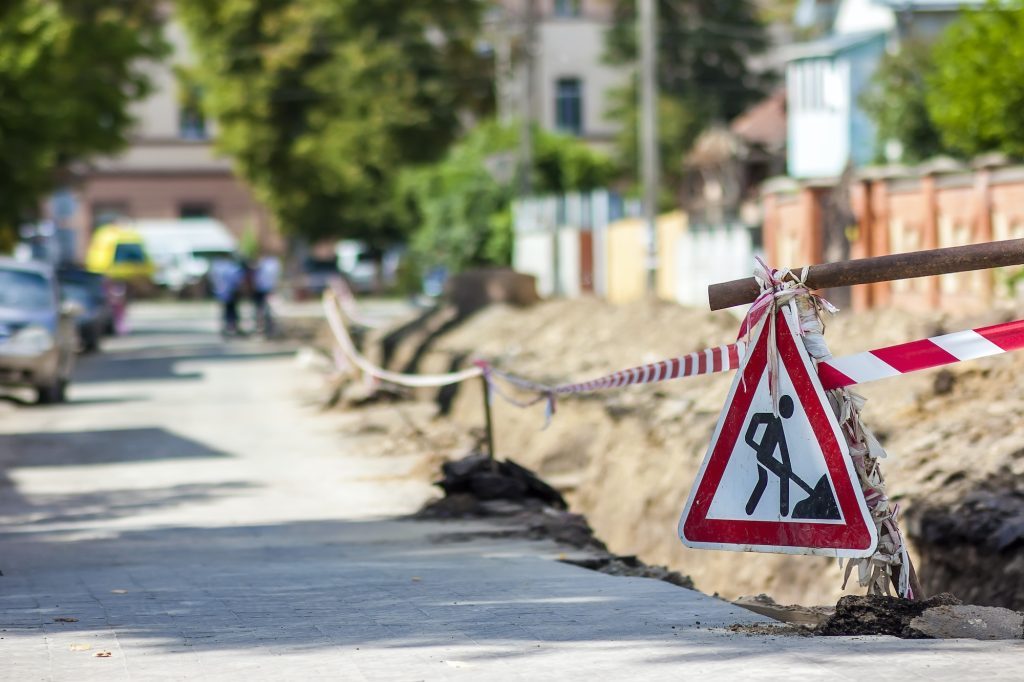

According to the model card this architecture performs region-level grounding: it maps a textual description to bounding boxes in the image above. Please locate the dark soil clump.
[816,593,961,638]
[561,555,694,589]
[432,452,567,509]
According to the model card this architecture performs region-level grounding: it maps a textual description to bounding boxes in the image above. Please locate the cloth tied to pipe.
[737,257,838,414]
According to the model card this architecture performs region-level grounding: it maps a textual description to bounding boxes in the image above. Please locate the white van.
[133,219,238,295]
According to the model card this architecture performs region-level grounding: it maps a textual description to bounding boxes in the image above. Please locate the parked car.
[335,240,403,293]
[293,257,342,300]
[57,267,114,352]
[0,257,79,403]
[85,224,155,282]
[133,218,237,297]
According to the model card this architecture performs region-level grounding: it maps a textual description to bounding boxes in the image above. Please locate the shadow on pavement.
[0,517,998,665]
[73,345,296,384]
[0,427,232,467]
[1,481,255,527]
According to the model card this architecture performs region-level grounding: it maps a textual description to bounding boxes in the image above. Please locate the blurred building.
[491,0,628,151]
[762,156,1024,311]
[784,0,988,179]
[53,16,276,261]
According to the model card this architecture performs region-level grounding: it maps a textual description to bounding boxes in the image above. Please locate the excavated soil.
[419,297,1024,608]
[326,294,1024,609]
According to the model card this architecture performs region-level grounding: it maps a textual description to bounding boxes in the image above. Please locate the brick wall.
[763,163,1024,312]
[63,172,280,259]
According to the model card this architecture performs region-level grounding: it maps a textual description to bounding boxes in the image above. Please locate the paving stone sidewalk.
[0,303,1021,681]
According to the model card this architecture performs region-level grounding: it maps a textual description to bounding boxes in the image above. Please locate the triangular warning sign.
[679,306,877,558]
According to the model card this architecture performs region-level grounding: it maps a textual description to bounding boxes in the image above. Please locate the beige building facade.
[493,0,628,151]
[58,17,277,259]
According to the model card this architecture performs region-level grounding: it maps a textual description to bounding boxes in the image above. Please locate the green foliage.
[604,0,771,190]
[927,1,1024,158]
[238,224,261,260]
[604,83,701,204]
[860,42,947,163]
[402,121,615,271]
[0,0,166,240]
[176,0,493,245]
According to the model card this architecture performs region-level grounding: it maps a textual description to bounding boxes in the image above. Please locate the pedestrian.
[209,255,244,337]
[251,253,280,338]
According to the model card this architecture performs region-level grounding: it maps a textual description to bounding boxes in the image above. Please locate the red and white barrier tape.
[323,290,484,388]
[324,276,1024,403]
[329,277,384,329]
[818,319,1024,389]
[479,342,746,399]
[479,316,1024,411]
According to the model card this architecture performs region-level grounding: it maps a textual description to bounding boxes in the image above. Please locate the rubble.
[432,452,567,509]
[733,594,833,628]
[909,604,1024,640]
[816,593,962,637]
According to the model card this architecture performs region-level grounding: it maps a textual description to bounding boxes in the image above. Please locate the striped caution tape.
[329,277,385,329]
[480,317,1024,406]
[323,290,484,388]
[478,342,747,399]
[324,281,1024,404]
[817,318,1024,389]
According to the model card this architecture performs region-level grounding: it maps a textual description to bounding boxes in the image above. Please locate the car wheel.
[35,379,67,405]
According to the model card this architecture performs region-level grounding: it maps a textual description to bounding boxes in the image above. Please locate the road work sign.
[679,306,877,558]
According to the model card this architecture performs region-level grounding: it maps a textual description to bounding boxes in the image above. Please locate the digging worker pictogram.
[743,395,841,520]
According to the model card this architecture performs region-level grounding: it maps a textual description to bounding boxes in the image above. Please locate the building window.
[555,77,583,136]
[554,0,582,17]
[179,83,208,140]
[91,202,129,229]
[179,202,213,219]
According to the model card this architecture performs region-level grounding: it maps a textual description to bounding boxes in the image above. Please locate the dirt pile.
[816,593,962,637]
[409,296,1024,607]
[424,452,567,513]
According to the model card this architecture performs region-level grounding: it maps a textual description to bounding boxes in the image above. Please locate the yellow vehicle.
[85,224,155,281]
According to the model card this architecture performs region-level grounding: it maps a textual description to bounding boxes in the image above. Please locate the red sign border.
[680,308,877,556]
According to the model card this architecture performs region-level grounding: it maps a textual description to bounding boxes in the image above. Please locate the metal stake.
[481,376,496,463]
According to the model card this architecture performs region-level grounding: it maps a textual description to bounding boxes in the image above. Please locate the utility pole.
[638,0,660,295]
[518,0,537,200]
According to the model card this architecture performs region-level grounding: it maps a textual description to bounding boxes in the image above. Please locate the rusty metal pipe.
[708,238,1024,311]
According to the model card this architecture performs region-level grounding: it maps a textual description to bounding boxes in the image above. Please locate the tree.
[861,41,947,163]
[0,0,166,242]
[927,1,1024,158]
[604,0,772,193]
[176,0,493,246]
[402,121,615,272]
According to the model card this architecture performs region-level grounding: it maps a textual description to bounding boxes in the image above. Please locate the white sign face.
[679,306,877,558]
[705,357,844,525]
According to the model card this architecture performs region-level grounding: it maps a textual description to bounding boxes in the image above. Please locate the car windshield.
[0,269,53,311]
[192,249,232,260]
[114,243,147,263]
[304,259,338,273]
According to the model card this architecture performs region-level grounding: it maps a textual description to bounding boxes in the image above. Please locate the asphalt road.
[1,301,1022,681]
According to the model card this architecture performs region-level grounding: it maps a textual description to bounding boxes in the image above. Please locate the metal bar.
[481,376,496,463]
[708,238,1024,310]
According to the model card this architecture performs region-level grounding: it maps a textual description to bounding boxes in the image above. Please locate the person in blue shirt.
[209,256,245,337]
[251,254,280,338]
